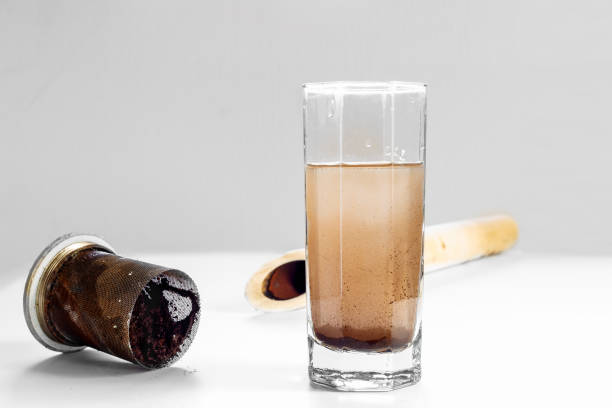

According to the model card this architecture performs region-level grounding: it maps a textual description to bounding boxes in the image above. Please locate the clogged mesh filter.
[42,247,200,368]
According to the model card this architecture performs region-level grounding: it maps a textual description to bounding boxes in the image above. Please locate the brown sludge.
[306,163,424,352]
[43,247,200,368]
[264,260,306,300]
[306,164,424,351]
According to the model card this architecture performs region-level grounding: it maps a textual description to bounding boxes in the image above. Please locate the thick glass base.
[308,329,421,392]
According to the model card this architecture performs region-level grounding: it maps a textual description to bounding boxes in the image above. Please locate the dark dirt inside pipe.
[129,272,200,368]
[264,260,306,300]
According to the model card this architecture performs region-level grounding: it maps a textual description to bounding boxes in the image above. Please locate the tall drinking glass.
[304,82,426,391]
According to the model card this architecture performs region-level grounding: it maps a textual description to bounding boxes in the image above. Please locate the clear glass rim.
[303,81,426,95]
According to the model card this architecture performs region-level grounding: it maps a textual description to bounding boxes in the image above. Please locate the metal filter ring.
[23,233,115,353]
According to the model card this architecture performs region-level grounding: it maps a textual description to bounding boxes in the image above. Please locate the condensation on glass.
[304,81,426,391]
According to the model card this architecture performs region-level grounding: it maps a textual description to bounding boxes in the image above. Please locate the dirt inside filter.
[129,273,200,368]
[264,261,306,300]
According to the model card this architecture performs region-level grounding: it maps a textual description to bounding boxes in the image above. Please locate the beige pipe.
[245,215,518,312]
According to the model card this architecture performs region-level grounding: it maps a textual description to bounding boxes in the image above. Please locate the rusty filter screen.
[39,247,200,368]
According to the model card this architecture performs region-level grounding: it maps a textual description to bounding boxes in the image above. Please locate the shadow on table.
[7,348,200,404]
[307,382,428,407]
[247,308,305,324]
[425,249,523,292]
[23,349,145,378]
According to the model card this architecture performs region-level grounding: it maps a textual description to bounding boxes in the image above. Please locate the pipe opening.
[264,260,306,300]
[129,271,200,368]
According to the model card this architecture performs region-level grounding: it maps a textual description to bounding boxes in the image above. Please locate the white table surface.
[1,250,611,407]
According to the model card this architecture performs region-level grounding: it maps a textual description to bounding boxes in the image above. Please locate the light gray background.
[2,0,611,275]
